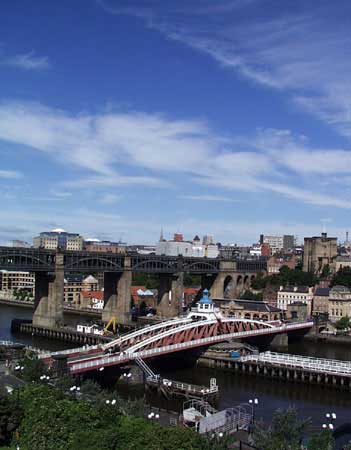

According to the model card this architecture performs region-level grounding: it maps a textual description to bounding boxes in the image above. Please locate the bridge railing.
[240,351,351,376]
[69,322,313,373]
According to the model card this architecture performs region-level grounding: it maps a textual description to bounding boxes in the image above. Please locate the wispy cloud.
[0,169,23,179]
[0,50,50,70]
[99,193,121,205]
[179,194,240,202]
[0,101,350,210]
[99,1,351,137]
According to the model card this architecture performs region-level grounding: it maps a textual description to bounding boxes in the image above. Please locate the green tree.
[335,316,351,330]
[0,390,22,447]
[240,290,263,301]
[252,408,310,450]
[307,429,334,450]
[16,357,49,383]
[331,267,351,288]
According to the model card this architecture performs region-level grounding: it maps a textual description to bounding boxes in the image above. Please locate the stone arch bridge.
[0,247,266,328]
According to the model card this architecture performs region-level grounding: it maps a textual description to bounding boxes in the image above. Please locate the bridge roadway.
[42,318,313,375]
[0,246,266,273]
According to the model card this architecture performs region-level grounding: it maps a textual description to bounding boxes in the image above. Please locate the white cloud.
[0,101,350,210]
[1,51,49,70]
[99,193,121,205]
[100,2,351,137]
[179,194,240,202]
[0,169,23,179]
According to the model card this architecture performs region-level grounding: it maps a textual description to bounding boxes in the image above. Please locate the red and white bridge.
[43,316,313,375]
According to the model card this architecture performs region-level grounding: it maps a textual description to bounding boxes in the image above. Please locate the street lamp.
[249,398,259,425]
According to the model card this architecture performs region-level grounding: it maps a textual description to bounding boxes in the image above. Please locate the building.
[131,286,156,308]
[64,274,98,305]
[8,240,30,248]
[84,239,127,253]
[34,228,84,251]
[218,245,250,259]
[312,287,330,316]
[328,285,351,322]
[203,235,214,245]
[334,256,351,272]
[277,286,314,315]
[303,232,338,273]
[0,270,35,299]
[156,233,219,258]
[80,290,104,309]
[267,254,295,274]
[260,234,295,254]
[286,302,308,322]
[216,298,282,321]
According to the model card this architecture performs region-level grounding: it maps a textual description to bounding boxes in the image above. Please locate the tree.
[252,408,310,450]
[0,391,22,447]
[16,357,49,383]
[307,430,334,450]
[335,316,351,330]
[331,267,351,288]
[240,290,263,301]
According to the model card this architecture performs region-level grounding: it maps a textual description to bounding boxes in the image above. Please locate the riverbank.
[305,333,351,346]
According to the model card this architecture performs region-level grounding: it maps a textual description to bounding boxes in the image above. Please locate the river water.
[1,304,350,447]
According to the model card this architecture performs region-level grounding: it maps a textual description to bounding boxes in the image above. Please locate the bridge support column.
[33,253,64,328]
[102,260,132,325]
[269,332,288,351]
[157,272,184,318]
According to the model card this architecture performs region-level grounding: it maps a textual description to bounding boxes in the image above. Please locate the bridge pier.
[33,254,64,328]
[157,272,184,318]
[102,259,132,325]
[269,332,288,351]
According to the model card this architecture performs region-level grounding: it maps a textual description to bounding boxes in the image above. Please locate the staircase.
[134,356,158,379]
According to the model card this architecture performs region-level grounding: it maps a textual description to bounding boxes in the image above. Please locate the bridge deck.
[240,351,351,377]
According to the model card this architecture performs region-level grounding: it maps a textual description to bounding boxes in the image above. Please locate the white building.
[156,238,218,258]
[277,286,313,315]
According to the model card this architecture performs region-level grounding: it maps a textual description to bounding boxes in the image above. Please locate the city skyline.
[1,0,351,245]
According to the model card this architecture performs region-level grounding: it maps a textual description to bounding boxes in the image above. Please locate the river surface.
[1,304,351,448]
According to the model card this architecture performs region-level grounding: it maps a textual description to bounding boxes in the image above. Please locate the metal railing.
[102,317,193,350]
[148,377,218,395]
[69,322,313,373]
[240,351,351,376]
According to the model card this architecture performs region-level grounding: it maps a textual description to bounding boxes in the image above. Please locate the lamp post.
[249,398,259,425]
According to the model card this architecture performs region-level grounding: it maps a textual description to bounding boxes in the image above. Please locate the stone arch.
[244,313,251,319]
[250,274,256,283]
[262,314,269,321]
[223,275,236,299]
[236,275,244,296]
[244,275,250,289]
[253,313,259,320]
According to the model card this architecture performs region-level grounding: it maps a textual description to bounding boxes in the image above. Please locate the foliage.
[335,316,351,330]
[252,408,310,450]
[132,273,159,289]
[11,383,227,450]
[307,429,334,450]
[321,264,331,279]
[251,267,318,291]
[343,441,351,450]
[0,392,22,447]
[331,267,351,288]
[12,288,33,302]
[240,290,263,301]
[15,357,49,383]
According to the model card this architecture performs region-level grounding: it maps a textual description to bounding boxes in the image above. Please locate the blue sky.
[1,0,351,245]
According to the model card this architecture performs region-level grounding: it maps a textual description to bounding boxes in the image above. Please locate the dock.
[198,351,351,389]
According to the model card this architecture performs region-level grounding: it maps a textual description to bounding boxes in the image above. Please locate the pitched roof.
[80,290,103,300]
[314,287,330,297]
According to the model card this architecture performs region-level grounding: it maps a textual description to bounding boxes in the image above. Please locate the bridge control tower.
[190,289,222,321]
